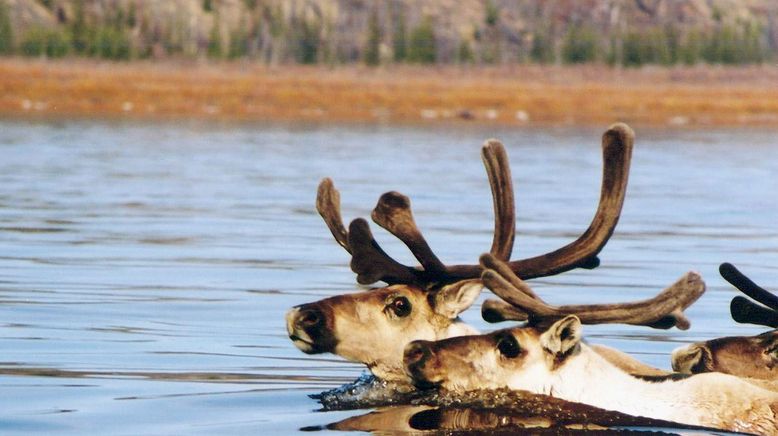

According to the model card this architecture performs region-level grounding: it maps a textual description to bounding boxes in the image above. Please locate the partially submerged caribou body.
[286,124,677,382]
[404,258,775,434]
[672,262,777,382]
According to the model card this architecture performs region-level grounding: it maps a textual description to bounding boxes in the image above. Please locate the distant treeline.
[0,0,772,66]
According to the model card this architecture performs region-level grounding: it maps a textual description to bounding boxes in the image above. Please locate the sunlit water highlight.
[0,119,777,434]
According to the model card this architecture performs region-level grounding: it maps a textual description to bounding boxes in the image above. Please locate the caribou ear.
[434,280,483,319]
[671,344,713,374]
[540,315,582,357]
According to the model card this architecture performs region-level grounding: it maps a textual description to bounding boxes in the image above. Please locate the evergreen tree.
[228,20,249,59]
[621,31,643,66]
[457,39,474,64]
[364,10,381,66]
[664,24,680,64]
[292,18,319,64]
[408,17,436,63]
[20,26,69,58]
[530,25,555,64]
[45,28,70,57]
[20,27,47,56]
[485,1,499,27]
[0,0,13,55]
[679,28,704,65]
[392,8,407,62]
[561,24,599,64]
[70,0,89,54]
[208,16,223,58]
[127,2,137,28]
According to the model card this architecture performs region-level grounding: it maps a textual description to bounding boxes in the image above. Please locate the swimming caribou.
[672,262,778,381]
[402,257,778,433]
[287,124,641,382]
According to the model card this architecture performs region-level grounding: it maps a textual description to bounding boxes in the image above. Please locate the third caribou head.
[672,262,778,380]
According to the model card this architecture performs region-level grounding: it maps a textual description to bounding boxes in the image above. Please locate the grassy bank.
[2,59,778,127]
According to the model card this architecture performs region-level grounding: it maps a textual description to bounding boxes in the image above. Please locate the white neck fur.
[508,343,777,429]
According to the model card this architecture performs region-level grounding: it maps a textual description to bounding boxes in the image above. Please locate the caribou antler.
[317,123,632,289]
[501,123,633,278]
[317,139,515,287]
[480,254,705,330]
[720,263,778,328]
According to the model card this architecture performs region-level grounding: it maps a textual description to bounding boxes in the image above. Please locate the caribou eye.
[496,333,521,358]
[388,296,412,318]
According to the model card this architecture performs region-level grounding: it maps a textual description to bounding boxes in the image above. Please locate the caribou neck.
[532,344,777,428]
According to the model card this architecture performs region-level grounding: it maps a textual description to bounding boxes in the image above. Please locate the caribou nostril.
[404,341,430,366]
[297,308,323,328]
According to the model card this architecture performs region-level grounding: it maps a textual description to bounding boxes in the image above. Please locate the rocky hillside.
[1,0,776,64]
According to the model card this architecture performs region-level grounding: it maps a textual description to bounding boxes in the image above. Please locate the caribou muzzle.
[403,340,443,389]
[286,303,338,354]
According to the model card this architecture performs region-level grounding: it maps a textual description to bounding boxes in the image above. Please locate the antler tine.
[504,122,634,279]
[316,178,351,253]
[482,139,516,261]
[371,191,448,275]
[347,218,421,285]
[481,255,705,330]
[482,298,529,323]
[719,263,778,311]
[730,296,778,328]
[371,139,517,281]
[480,253,541,300]
[317,178,426,285]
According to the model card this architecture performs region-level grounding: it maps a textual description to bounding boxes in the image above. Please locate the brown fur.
[672,330,777,380]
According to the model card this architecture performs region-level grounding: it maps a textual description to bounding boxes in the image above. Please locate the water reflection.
[321,406,686,434]
[317,402,729,434]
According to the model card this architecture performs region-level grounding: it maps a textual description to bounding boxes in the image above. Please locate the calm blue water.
[0,119,776,434]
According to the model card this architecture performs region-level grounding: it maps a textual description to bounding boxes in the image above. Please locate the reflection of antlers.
[719,263,778,328]
[480,254,706,330]
[317,123,633,289]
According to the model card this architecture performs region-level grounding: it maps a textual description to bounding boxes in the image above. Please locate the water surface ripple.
[0,120,777,434]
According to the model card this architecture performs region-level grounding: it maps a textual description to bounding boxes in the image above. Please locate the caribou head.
[672,263,778,380]
[287,124,634,382]
[404,255,706,391]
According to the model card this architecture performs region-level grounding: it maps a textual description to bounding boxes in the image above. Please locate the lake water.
[0,119,776,434]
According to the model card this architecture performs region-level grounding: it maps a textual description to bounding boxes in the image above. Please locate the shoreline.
[2,59,778,127]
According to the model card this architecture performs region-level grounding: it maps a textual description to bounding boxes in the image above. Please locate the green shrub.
[0,0,13,54]
[364,10,381,66]
[228,28,248,59]
[530,26,555,64]
[20,27,70,57]
[561,25,599,64]
[408,17,436,63]
[457,39,474,64]
[208,18,223,58]
[292,19,320,64]
[392,9,407,61]
[92,26,131,60]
